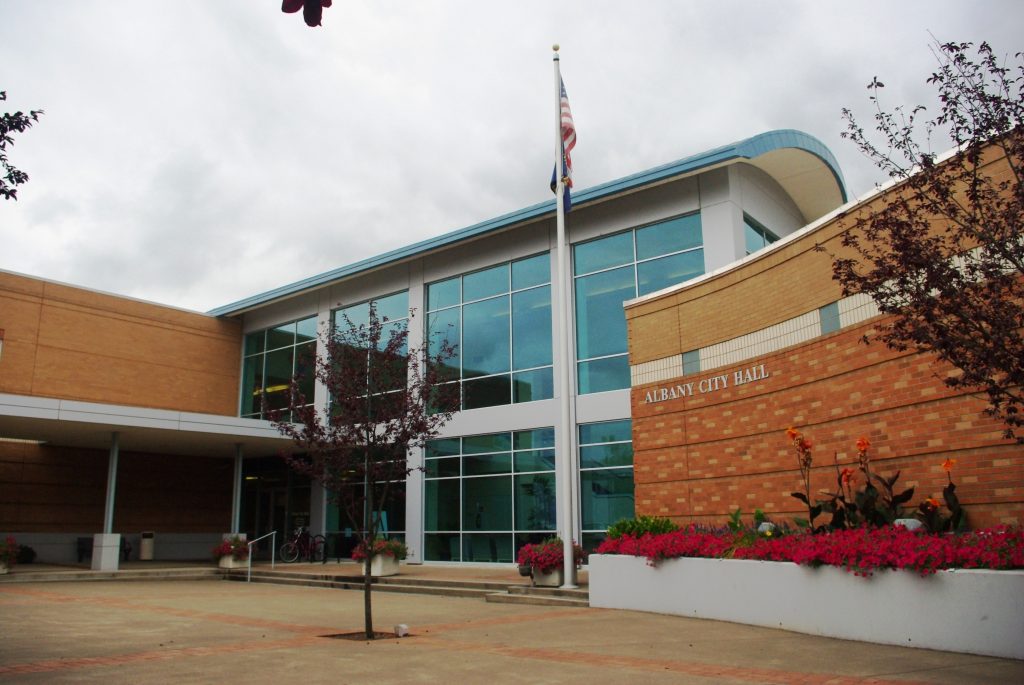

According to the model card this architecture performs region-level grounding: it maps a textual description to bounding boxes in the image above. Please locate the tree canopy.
[1,90,43,201]
[834,40,1023,440]
[272,305,457,638]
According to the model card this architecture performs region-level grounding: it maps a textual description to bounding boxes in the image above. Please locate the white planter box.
[532,567,563,587]
[589,554,1024,660]
[218,556,248,570]
[366,555,399,577]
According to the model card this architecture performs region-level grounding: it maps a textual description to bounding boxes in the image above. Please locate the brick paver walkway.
[1,579,1021,684]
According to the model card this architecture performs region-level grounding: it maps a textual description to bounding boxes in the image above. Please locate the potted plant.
[351,537,407,577]
[1,536,18,574]
[516,537,585,587]
[212,535,249,569]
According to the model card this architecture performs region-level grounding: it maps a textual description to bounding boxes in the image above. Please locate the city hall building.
[1,129,1018,568]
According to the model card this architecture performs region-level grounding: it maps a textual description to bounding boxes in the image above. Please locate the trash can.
[140,532,155,560]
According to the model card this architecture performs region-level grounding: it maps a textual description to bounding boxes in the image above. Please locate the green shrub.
[606,515,679,540]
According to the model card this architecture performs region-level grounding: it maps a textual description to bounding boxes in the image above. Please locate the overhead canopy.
[0,393,293,459]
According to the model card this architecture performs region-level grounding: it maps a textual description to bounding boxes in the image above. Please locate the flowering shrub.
[1,536,19,568]
[516,537,585,574]
[595,525,1024,577]
[211,535,249,561]
[351,537,408,562]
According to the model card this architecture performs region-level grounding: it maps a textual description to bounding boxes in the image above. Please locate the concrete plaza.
[1,571,1022,684]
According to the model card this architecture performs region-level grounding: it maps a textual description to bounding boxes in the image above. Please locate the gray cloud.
[1,0,1021,311]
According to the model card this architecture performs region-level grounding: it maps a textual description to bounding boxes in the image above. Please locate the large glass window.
[240,316,317,419]
[579,419,634,551]
[424,428,556,562]
[332,292,410,413]
[574,214,703,394]
[744,214,779,255]
[426,253,553,411]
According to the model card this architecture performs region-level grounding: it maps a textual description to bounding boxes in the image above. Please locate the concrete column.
[405,260,426,563]
[93,432,121,571]
[231,444,243,533]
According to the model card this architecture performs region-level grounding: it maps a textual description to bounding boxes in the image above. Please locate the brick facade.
[626,153,1023,530]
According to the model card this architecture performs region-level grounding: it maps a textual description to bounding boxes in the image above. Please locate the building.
[1,129,848,566]
[626,144,1024,529]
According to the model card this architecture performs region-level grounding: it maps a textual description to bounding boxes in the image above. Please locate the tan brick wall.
[0,271,241,414]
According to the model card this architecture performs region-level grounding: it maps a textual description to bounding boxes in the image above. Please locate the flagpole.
[552,45,577,589]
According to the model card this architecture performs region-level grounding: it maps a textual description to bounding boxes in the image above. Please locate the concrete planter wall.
[589,554,1024,660]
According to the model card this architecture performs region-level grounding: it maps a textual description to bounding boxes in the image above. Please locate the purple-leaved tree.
[1,90,43,201]
[271,304,457,639]
[833,40,1023,441]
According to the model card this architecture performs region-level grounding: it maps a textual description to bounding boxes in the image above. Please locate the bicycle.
[279,526,326,563]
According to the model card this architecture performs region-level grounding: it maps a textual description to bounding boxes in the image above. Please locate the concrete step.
[485,591,589,608]
[228,567,512,592]
[225,571,497,599]
[507,585,589,601]
[0,568,220,583]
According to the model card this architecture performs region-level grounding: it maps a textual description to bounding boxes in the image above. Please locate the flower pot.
[218,555,247,569]
[0,562,9,575]
[532,566,563,587]
[366,554,399,577]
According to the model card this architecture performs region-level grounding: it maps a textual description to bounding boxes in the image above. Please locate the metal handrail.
[246,530,276,582]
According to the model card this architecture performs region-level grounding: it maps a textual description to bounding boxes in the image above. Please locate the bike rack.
[246,530,276,583]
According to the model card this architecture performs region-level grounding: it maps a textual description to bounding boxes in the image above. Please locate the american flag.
[551,77,576,210]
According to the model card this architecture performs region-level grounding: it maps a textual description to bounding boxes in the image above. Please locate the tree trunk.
[363,465,375,639]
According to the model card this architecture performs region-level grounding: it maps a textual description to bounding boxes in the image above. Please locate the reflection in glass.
[463,375,511,409]
[462,476,512,531]
[515,473,556,530]
[512,286,552,370]
[637,249,705,296]
[463,264,509,302]
[463,296,510,377]
[574,266,633,360]
[577,356,630,394]
[425,479,460,531]
[512,253,550,290]
[580,467,635,530]
[574,231,634,276]
[635,213,701,260]
[512,368,553,403]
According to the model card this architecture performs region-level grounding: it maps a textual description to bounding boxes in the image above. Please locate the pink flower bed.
[595,525,1024,576]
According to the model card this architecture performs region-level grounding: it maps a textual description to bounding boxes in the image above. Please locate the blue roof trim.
[209,129,845,316]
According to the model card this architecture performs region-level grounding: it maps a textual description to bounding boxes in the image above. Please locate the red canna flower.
[942,458,957,473]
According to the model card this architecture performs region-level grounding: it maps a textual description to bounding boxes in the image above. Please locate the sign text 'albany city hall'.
[642,363,769,404]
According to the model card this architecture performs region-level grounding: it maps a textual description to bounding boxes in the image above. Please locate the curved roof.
[210,129,845,316]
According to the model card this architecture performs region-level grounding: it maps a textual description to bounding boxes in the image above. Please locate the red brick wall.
[632,319,1023,529]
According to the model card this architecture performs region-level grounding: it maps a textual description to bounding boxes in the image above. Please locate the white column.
[93,432,121,571]
[405,261,426,563]
[231,444,243,533]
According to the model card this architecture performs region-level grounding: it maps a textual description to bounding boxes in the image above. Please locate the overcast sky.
[1,1,1021,312]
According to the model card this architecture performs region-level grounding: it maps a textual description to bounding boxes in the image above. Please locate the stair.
[223,568,508,600]
[223,568,590,607]
[0,567,221,583]
[486,584,589,608]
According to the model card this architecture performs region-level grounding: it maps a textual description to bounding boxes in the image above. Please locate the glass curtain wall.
[426,253,553,410]
[423,428,556,562]
[579,419,634,550]
[240,316,318,419]
[325,291,410,558]
[574,213,704,394]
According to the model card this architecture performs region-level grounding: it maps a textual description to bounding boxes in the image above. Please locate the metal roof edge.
[209,129,845,317]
